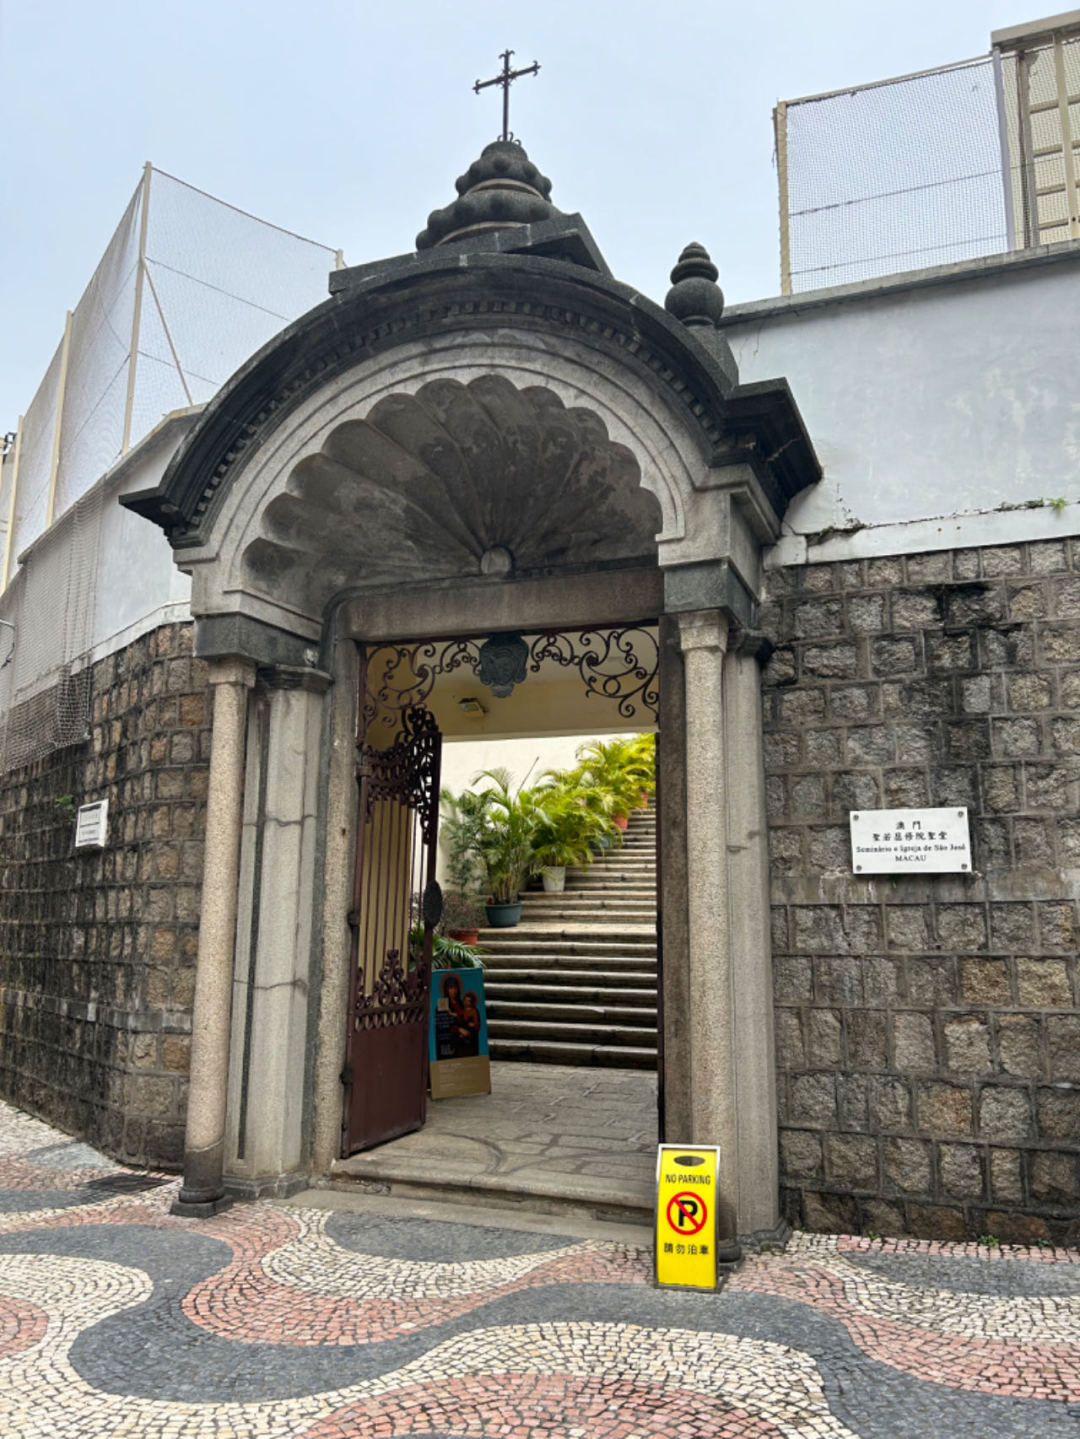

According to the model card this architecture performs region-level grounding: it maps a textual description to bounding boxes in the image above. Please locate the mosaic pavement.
[1,1102,1079,1436]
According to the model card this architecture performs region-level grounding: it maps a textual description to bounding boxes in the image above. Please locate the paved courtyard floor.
[332,1063,657,1220]
[2,1098,1080,1438]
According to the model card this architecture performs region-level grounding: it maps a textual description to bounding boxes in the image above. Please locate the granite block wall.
[0,624,210,1167]
[762,538,1080,1244]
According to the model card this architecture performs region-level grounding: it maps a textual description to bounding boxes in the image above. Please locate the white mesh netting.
[0,168,340,771]
[778,35,1080,292]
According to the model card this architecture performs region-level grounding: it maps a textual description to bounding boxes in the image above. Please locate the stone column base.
[171,1192,233,1219]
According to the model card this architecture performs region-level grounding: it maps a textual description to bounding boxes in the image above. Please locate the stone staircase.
[482,805,657,1069]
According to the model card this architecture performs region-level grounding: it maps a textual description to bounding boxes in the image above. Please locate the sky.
[1,0,1025,429]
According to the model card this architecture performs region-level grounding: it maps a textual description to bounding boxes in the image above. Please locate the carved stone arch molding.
[241,373,664,622]
[169,325,715,643]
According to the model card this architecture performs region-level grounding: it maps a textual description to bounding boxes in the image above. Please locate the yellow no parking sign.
[654,1144,720,1290]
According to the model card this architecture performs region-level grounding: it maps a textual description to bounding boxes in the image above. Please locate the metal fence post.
[991,47,1019,251]
[2,417,24,591]
[121,162,153,455]
[45,311,73,530]
[1054,38,1080,240]
[774,101,792,296]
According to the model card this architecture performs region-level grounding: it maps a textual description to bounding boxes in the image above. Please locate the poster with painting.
[428,968,492,1099]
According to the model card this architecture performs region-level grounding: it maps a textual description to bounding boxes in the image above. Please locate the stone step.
[568,868,654,881]
[489,1037,656,1069]
[566,863,650,874]
[480,936,657,957]
[485,803,656,1071]
[484,952,656,975]
[586,846,655,857]
[483,923,655,939]
[517,907,655,926]
[485,981,658,1007]
[486,999,658,1027]
[576,868,656,881]
[521,894,655,909]
[484,967,657,990]
[489,1016,656,1045]
[563,881,655,891]
[521,893,655,906]
[518,910,655,923]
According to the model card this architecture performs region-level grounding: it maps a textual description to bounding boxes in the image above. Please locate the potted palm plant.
[624,732,656,808]
[471,767,545,927]
[530,778,610,891]
[572,736,654,830]
[439,787,488,942]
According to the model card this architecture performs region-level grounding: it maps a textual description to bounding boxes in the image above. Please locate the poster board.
[428,968,492,1100]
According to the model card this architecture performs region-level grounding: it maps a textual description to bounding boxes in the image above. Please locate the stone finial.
[664,242,726,330]
[416,140,561,250]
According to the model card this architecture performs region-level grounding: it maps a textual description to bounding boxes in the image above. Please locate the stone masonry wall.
[761,538,1080,1244]
[0,624,209,1168]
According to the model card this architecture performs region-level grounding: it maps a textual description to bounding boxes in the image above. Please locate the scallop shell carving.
[242,375,661,613]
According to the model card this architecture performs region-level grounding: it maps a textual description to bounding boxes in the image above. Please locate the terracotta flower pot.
[447,927,480,946]
[613,814,629,831]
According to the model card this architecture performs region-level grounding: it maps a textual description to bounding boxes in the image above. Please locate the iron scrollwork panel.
[361,626,659,729]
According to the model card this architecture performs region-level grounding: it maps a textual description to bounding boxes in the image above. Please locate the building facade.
[2,137,1079,1246]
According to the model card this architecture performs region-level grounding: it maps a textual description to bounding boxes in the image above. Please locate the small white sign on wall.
[850,807,971,874]
[74,799,109,849]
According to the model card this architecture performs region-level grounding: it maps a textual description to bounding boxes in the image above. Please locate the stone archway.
[123,183,819,1244]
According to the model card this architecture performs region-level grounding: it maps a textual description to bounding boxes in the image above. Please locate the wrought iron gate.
[342,702,442,1154]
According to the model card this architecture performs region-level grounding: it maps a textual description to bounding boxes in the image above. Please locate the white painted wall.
[436,732,624,889]
[439,733,620,802]
[0,410,195,714]
[92,419,193,656]
[724,247,1080,563]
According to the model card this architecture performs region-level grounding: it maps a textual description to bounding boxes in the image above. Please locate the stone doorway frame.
[344,616,666,1157]
[185,563,784,1245]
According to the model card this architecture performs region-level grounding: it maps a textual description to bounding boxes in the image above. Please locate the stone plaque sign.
[850,807,971,874]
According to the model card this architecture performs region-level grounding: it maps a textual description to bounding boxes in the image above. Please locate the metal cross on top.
[474,49,540,142]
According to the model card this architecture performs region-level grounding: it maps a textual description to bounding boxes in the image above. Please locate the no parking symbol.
[655,1144,720,1291]
[666,1190,708,1236]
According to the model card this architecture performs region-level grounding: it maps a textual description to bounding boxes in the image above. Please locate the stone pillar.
[725,636,780,1239]
[311,635,361,1176]
[223,667,330,1196]
[172,657,255,1217]
[677,611,740,1257]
